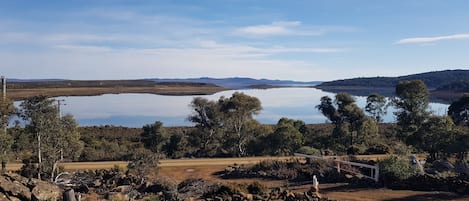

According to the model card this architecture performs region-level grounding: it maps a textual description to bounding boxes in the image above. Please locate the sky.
[1,0,469,81]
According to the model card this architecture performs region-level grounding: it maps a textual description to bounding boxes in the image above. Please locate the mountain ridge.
[318,69,469,89]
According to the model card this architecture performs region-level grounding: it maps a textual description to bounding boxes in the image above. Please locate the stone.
[0,175,32,201]
[31,180,63,201]
[0,192,9,201]
[63,189,77,201]
[106,192,129,201]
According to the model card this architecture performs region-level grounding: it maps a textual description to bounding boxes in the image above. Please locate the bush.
[378,155,418,185]
[296,146,321,156]
[247,181,267,194]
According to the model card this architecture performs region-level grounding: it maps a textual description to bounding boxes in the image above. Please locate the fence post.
[374,163,379,182]
[336,162,340,173]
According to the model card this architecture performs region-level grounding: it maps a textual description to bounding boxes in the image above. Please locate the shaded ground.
[6,157,469,200]
[157,160,469,201]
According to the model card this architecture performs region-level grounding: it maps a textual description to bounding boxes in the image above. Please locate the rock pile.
[0,174,62,201]
[2,170,337,201]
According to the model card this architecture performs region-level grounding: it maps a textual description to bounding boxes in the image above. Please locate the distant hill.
[148,77,321,89]
[316,69,469,102]
[318,69,469,89]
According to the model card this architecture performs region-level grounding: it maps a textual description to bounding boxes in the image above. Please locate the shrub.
[296,146,321,156]
[378,155,418,185]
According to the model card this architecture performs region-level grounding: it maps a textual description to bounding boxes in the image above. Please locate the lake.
[26,88,450,127]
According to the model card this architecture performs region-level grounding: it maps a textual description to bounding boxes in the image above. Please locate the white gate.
[294,153,380,182]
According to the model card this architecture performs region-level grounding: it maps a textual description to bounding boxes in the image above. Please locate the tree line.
[1,80,469,180]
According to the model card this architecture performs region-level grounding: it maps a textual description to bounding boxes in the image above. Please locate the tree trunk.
[37,132,42,180]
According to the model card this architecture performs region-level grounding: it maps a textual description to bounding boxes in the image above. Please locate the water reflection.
[19,88,449,127]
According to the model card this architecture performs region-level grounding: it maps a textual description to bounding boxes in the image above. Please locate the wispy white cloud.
[234,21,357,37]
[234,21,306,36]
[396,34,469,44]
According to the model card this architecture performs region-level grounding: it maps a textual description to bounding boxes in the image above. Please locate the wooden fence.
[294,153,380,182]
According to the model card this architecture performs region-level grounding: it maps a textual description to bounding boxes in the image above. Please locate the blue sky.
[1,0,469,81]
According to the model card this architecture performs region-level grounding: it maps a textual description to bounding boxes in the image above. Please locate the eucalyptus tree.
[269,118,305,155]
[392,80,431,141]
[0,97,16,172]
[20,96,82,180]
[365,93,388,123]
[218,92,262,156]
[316,93,377,153]
[448,94,469,126]
[141,121,168,154]
[188,97,222,156]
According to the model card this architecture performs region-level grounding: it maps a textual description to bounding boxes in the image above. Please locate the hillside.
[316,69,469,102]
[149,77,320,89]
[317,69,469,89]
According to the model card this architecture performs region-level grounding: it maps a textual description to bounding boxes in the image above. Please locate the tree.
[218,92,262,156]
[269,118,305,155]
[0,97,16,163]
[60,114,84,161]
[448,94,469,126]
[163,131,188,159]
[392,80,431,141]
[141,121,168,155]
[316,96,340,123]
[316,93,376,154]
[20,96,83,180]
[20,96,58,180]
[408,116,455,161]
[188,97,222,156]
[365,93,388,123]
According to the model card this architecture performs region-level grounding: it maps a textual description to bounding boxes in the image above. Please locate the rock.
[106,192,129,201]
[0,175,32,201]
[31,180,63,201]
[92,179,101,187]
[112,185,132,193]
[432,160,455,172]
[0,192,9,201]
[63,189,77,201]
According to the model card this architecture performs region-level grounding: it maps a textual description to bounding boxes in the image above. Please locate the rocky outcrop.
[0,174,63,201]
[0,175,31,201]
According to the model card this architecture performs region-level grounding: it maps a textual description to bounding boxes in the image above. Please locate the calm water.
[22,88,450,127]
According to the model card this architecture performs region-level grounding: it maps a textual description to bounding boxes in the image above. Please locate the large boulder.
[31,180,63,201]
[0,175,32,201]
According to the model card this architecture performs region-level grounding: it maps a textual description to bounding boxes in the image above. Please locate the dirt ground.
[157,162,469,201]
[6,157,469,201]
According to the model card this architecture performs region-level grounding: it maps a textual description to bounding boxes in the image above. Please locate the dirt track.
[5,156,298,171]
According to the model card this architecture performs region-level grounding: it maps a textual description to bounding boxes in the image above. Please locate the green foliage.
[127,148,159,182]
[163,131,189,159]
[448,94,469,126]
[188,92,262,157]
[316,93,377,154]
[379,155,418,183]
[393,80,431,141]
[219,92,262,156]
[365,93,388,123]
[268,118,305,155]
[296,146,321,156]
[408,116,455,160]
[319,69,469,89]
[141,121,168,154]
